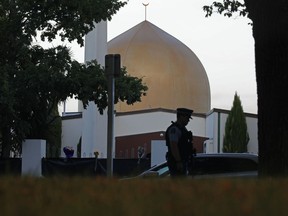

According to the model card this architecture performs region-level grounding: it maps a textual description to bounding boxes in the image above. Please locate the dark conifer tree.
[203,0,288,177]
[223,92,249,153]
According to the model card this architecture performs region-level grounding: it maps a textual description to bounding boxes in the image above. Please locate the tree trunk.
[1,127,12,158]
[246,0,288,176]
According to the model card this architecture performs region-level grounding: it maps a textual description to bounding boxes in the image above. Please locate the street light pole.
[105,54,120,177]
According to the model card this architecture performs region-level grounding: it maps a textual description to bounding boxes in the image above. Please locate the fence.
[0,158,150,177]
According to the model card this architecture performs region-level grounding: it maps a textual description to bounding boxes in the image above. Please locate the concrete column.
[22,139,46,177]
[81,21,108,158]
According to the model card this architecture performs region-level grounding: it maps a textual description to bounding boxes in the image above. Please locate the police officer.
[165,108,194,177]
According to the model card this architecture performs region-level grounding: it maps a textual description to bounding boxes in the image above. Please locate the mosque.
[61,19,258,164]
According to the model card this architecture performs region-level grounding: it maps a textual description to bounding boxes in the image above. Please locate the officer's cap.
[177,108,193,119]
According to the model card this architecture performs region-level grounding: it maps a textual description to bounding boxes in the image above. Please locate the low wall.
[0,158,21,176]
[0,158,151,177]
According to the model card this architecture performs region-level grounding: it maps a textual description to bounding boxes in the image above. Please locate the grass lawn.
[0,176,287,216]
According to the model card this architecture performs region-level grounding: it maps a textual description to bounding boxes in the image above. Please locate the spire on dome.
[142,2,149,20]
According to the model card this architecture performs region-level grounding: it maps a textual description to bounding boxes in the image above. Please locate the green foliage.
[223,93,249,152]
[203,0,248,18]
[0,0,127,46]
[68,60,148,114]
[45,105,62,158]
[77,137,81,158]
[0,0,148,157]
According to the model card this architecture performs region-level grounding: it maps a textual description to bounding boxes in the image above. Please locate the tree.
[0,0,148,158]
[203,0,288,176]
[45,105,62,158]
[223,92,249,153]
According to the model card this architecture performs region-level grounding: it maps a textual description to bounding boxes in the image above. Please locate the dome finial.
[142,2,149,21]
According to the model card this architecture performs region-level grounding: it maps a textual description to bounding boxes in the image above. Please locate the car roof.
[129,153,258,179]
[150,153,258,168]
[195,153,258,161]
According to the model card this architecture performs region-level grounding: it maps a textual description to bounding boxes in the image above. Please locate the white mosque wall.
[61,116,82,157]
[188,115,206,138]
[115,110,206,138]
[61,112,109,158]
[246,117,258,154]
[61,108,258,159]
[205,109,258,154]
[205,112,219,153]
[151,140,166,166]
[219,112,228,153]
[115,111,173,137]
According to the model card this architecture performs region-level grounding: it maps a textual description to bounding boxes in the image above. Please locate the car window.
[157,166,169,176]
[151,163,167,172]
[151,163,169,176]
[193,156,258,175]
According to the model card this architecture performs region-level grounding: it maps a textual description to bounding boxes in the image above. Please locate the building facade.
[61,20,258,162]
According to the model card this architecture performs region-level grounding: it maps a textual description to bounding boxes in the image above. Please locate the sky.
[64,0,257,114]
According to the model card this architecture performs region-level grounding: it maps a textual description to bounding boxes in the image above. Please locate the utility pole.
[105,54,120,177]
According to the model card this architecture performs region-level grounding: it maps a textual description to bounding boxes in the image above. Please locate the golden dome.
[108,21,211,113]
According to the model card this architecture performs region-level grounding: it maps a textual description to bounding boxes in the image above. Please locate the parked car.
[123,153,258,179]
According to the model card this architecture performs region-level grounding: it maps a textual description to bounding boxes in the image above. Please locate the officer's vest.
[165,122,192,161]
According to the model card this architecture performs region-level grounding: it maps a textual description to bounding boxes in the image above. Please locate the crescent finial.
[142,3,149,20]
